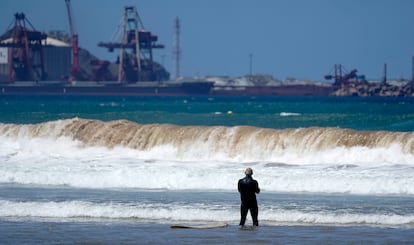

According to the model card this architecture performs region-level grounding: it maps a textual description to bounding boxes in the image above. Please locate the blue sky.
[1,0,414,81]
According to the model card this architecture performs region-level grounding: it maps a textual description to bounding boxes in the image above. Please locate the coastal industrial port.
[1,1,413,97]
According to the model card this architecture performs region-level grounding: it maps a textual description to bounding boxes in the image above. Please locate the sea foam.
[0,199,412,227]
[0,119,413,195]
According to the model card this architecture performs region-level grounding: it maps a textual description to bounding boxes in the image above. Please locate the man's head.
[245,167,253,176]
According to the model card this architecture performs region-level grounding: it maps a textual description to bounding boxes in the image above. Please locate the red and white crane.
[65,0,84,81]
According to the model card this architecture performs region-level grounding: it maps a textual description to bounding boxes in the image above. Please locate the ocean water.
[0,95,414,244]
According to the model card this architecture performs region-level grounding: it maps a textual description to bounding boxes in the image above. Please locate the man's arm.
[255,181,260,194]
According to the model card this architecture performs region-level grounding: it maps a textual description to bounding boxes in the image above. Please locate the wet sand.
[1,220,413,244]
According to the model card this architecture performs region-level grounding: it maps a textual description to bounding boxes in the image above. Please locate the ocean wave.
[0,155,412,194]
[0,118,413,164]
[0,199,412,227]
[0,118,413,194]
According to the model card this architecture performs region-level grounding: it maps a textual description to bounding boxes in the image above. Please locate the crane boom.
[65,0,81,81]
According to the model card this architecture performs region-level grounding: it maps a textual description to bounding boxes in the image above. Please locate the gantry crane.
[0,13,47,82]
[98,6,168,82]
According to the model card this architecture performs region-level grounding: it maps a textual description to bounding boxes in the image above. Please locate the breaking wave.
[0,118,413,164]
[1,118,413,194]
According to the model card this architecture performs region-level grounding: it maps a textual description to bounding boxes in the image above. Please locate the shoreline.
[1,219,413,244]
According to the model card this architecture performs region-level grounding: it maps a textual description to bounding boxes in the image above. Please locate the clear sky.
[1,0,414,81]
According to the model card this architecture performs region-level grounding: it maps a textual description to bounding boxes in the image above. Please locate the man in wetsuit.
[238,167,260,226]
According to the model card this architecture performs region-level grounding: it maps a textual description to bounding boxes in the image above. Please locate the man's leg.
[239,204,248,226]
[251,203,259,226]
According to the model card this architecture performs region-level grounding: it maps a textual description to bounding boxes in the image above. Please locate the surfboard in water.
[170,222,228,229]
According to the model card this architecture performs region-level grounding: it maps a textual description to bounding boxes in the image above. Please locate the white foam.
[1,119,414,196]
[0,135,413,195]
[260,209,414,227]
[279,112,301,116]
[0,200,412,227]
[0,199,233,222]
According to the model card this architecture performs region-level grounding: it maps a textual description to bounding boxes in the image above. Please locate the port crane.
[65,0,88,81]
[0,13,47,82]
[98,6,168,82]
[325,64,366,86]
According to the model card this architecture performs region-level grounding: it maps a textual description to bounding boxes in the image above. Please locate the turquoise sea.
[0,95,414,244]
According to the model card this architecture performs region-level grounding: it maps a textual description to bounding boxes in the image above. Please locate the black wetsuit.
[238,175,260,226]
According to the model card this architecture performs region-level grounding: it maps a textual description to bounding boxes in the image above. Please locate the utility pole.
[173,17,181,80]
[249,53,253,77]
[412,56,414,82]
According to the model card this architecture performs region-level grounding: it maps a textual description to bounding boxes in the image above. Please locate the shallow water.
[1,219,413,244]
[1,185,414,244]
